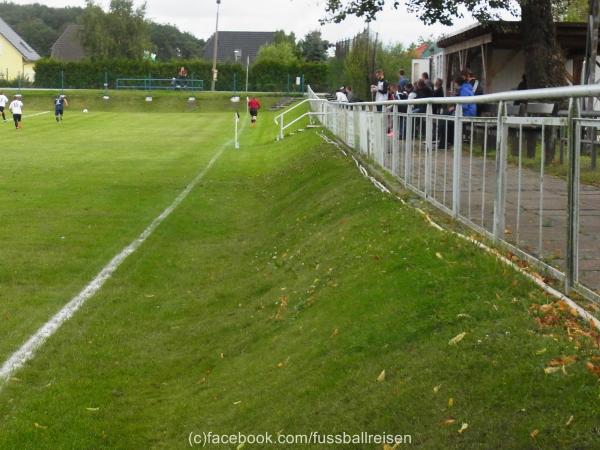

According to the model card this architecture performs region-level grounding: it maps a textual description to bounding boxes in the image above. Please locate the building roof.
[413,43,429,58]
[202,31,276,63]
[0,16,40,62]
[437,21,589,54]
[51,25,86,62]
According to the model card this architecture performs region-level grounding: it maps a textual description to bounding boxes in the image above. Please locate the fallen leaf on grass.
[535,348,547,355]
[86,407,99,412]
[530,429,539,439]
[331,328,339,337]
[433,384,442,394]
[448,398,454,407]
[449,332,466,345]
[377,370,386,382]
[586,362,600,377]
[565,415,574,426]
[383,444,401,450]
[442,418,455,426]
[435,252,443,260]
[34,423,47,430]
[544,366,562,374]
[548,355,577,367]
[458,423,468,434]
[456,313,471,319]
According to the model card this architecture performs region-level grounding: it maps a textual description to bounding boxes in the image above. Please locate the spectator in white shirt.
[335,87,348,102]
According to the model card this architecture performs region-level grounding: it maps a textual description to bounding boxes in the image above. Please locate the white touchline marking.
[23,111,51,118]
[0,118,247,386]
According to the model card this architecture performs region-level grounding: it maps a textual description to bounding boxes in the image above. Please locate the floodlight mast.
[210,0,221,91]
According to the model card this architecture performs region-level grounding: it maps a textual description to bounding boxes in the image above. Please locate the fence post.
[566,98,580,292]
[279,115,284,140]
[493,101,508,238]
[404,109,413,185]
[452,104,463,215]
[425,103,434,197]
[392,105,399,177]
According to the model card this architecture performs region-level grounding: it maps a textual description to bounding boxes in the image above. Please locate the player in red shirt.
[247,97,261,127]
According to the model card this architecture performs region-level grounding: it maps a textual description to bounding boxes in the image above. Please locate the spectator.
[433,78,444,114]
[414,79,433,113]
[515,74,528,105]
[335,87,348,102]
[462,69,483,96]
[345,86,355,102]
[404,83,417,113]
[405,83,417,100]
[398,69,409,90]
[450,73,476,116]
[371,69,389,111]
[439,73,476,146]
[421,72,433,90]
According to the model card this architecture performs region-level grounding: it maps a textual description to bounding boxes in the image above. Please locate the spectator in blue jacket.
[439,73,477,146]
[448,74,476,117]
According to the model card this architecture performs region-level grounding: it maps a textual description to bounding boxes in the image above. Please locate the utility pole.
[245,55,250,92]
[210,0,221,91]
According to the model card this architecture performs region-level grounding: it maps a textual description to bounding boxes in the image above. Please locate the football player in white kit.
[0,91,8,122]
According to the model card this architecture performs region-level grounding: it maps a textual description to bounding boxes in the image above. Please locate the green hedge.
[251,60,329,92]
[33,58,328,92]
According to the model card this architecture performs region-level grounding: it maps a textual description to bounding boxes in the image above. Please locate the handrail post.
[566,98,580,292]
[404,108,413,184]
[425,103,434,197]
[392,105,399,176]
[452,104,463,215]
[493,101,507,238]
[279,115,284,140]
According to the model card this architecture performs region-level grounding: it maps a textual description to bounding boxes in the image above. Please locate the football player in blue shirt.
[54,94,68,122]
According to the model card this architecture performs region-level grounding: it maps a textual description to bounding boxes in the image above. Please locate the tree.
[149,23,205,60]
[255,41,300,65]
[80,0,150,60]
[298,31,331,62]
[273,30,297,47]
[0,2,84,56]
[322,0,568,88]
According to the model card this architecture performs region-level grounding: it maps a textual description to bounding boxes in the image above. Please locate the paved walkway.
[383,142,600,295]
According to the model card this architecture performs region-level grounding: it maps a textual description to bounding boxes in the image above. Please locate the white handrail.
[325,84,600,108]
[274,98,327,124]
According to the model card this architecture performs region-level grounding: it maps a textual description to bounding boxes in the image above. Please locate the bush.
[34,58,244,91]
[34,58,329,92]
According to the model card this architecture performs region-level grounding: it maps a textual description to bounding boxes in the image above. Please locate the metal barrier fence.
[115,78,204,91]
[306,84,600,304]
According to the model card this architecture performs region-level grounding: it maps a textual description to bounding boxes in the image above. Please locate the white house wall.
[411,58,429,82]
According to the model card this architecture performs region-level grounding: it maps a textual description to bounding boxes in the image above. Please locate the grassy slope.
[4,90,287,114]
[0,110,599,449]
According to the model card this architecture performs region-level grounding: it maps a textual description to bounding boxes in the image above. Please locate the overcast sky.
[13,0,495,45]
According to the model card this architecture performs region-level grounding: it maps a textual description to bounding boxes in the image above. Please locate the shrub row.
[33,59,329,92]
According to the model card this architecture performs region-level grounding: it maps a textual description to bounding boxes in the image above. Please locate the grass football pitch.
[0,102,599,449]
